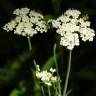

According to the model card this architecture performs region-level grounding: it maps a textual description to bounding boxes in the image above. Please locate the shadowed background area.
[0,0,96,96]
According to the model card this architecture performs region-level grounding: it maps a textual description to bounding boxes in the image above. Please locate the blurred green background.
[0,0,96,96]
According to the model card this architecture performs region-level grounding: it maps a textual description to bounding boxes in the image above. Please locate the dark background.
[0,0,96,96]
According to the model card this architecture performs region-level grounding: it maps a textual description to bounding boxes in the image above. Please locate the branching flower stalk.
[53,84,58,96]
[41,86,45,96]
[53,43,61,96]
[48,86,51,96]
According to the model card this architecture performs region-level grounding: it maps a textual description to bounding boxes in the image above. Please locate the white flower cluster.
[49,9,95,50]
[3,8,47,37]
[35,65,58,86]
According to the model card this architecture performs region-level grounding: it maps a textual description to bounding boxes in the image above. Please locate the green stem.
[53,43,61,96]
[63,50,72,96]
[26,36,33,95]
[27,36,32,52]
[66,89,72,96]
[48,86,51,96]
[41,86,45,96]
[53,84,58,96]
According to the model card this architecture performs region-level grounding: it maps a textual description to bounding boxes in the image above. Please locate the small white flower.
[41,71,52,81]
[36,71,42,79]
[51,76,57,82]
[50,68,56,73]
[65,9,81,19]
[3,20,16,32]
[80,27,95,41]
[36,65,40,71]
[29,10,43,19]
[44,82,52,86]
[13,8,30,16]
[60,33,79,50]
[79,18,91,27]
[22,15,30,22]
[15,16,21,23]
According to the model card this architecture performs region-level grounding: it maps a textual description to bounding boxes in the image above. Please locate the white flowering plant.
[2,7,95,96]
[48,9,95,96]
[3,8,47,51]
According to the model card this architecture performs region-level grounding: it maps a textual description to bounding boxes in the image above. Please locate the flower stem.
[53,43,61,96]
[53,84,58,96]
[48,86,51,96]
[41,86,45,96]
[27,36,32,52]
[63,50,72,96]
[26,36,33,95]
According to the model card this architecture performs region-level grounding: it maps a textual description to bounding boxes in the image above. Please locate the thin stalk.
[26,36,33,95]
[66,89,72,96]
[53,84,58,96]
[48,86,51,96]
[41,86,45,96]
[63,50,72,96]
[33,60,37,69]
[53,43,61,96]
[27,36,32,52]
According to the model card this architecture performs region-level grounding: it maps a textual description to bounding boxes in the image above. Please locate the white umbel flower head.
[35,65,58,86]
[3,8,47,37]
[50,9,95,50]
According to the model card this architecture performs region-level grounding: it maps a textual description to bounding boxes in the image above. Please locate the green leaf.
[44,15,54,22]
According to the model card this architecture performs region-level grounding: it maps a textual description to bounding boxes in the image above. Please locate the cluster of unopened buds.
[35,65,58,86]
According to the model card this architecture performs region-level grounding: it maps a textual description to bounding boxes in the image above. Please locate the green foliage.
[0,51,31,85]
[9,81,26,96]
[44,15,54,22]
